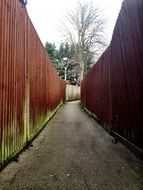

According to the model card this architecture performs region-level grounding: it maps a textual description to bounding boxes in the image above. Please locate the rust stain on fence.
[0,0,66,167]
[81,0,143,149]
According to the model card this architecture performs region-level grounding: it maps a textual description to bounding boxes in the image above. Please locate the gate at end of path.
[66,85,80,101]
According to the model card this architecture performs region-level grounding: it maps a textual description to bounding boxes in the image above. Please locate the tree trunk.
[78,50,84,83]
[79,67,84,82]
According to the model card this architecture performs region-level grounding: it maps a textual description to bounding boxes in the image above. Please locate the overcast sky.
[27,0,123,46]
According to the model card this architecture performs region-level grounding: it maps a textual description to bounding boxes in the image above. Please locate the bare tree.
[61,2,107,82]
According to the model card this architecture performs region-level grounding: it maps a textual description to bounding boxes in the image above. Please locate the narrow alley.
[0,101,143,190]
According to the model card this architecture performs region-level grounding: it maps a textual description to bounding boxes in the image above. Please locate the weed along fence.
[0,0,66,168]
[81,0,143,156]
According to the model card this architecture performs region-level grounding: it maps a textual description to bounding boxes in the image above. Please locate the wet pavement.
[0,101,143,190]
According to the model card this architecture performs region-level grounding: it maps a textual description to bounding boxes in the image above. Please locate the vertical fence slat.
[0,0,66,168]
[81,0,143,149]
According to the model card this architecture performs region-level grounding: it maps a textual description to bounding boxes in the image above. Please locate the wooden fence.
[66,85,80,101]
[81,0,143,151]
[0,0,66,168]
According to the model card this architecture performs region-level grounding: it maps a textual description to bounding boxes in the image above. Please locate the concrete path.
[0,101,143,190]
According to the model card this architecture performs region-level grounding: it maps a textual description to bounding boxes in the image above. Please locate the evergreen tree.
[45,42,58,64]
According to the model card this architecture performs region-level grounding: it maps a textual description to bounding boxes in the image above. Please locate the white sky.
[27,0,123,46]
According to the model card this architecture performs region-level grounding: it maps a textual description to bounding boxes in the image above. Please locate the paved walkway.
[0,101,143,190]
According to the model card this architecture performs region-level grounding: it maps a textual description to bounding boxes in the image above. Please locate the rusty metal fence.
[81,0,143,150]
[0,0,66,168]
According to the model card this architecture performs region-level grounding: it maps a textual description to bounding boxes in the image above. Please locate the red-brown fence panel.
[81,0,143,149]
[0,0,66,168]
